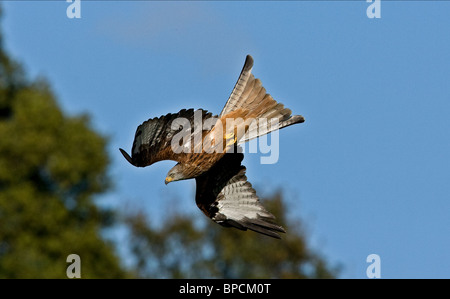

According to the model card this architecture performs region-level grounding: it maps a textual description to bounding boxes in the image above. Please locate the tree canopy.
[0,8,126,278]
[126,192,338,279]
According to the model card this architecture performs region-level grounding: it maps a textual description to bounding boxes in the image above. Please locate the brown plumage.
[120,55,304,238]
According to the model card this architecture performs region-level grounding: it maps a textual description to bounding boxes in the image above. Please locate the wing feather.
[195,152,285,239]
[120,109,215,167]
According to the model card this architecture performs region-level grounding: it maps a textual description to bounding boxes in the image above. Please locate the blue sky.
[3,1,450,278]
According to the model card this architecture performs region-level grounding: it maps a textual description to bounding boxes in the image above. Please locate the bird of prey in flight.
[120,55,304,238]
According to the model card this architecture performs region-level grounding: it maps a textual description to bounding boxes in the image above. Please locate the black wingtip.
[294,114,305,124]
[119,148,134,166]
[244,55,254,71]
[243,218,286,239]
[219,217,286,239]
[278,114,305,131]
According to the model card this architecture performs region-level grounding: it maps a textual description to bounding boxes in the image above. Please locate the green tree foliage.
[126,192,339,279]
[0,9,126,278]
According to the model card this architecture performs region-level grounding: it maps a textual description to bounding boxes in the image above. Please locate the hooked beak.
[165,176,173,185]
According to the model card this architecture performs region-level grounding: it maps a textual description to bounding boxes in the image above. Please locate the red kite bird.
[120,55,304,238]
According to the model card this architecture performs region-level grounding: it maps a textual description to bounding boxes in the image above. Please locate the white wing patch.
[212,168,285,238]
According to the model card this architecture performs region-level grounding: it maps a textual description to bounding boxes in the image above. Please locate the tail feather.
[219,55,305,145]
[238,113,305,144]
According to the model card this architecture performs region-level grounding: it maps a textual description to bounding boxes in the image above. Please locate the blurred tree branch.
[125,192,340,279]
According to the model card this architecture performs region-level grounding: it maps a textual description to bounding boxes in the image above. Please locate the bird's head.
[165,163,186,185]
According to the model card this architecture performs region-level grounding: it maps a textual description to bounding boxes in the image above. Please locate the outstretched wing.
[195,152,285,238]
[219,55,304,144]
[120,109,214,167]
